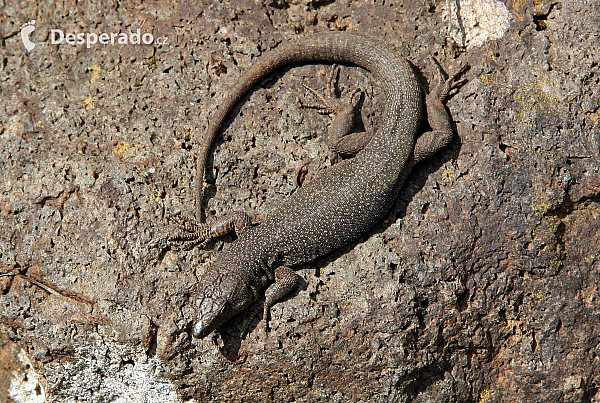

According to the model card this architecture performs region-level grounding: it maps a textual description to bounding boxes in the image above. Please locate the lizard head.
[192,268,255,339]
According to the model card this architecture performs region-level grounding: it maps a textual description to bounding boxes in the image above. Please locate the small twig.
[1,271,94,306]
[19,274,66,297]
[2,272,62,297]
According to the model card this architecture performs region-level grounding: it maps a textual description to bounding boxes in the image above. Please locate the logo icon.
[20,20,36,50]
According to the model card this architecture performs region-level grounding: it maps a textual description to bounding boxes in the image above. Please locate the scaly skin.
[168,33,465,338]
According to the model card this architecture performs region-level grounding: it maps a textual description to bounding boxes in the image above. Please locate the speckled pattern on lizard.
[167,33,466,339]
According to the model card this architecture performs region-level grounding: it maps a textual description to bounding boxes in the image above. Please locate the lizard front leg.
[263,266,301,322]
[167,211,251,249]
[242,265,301,334]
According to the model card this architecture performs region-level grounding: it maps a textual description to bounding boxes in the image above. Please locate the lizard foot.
[166,215,214,249]
[429,57,468,102]
[300,64,374,158]
[300,85,362,115]
[166,211,251,250]
[414,58,468,164]
[299,64,362,114]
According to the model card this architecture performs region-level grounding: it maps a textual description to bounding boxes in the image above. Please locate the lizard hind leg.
[296,65,373,186]
[414,61,467,164]
[166,211,251,250]
[300,67,370,156]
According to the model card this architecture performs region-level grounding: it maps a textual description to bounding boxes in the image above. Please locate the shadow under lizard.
[168,33,465,339]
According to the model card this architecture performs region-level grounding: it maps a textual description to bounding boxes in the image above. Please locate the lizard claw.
[165,211,252,250]
[299,65,362,115]
[429,56,468,101]
[165,214,213,249]
[300,83,338,114]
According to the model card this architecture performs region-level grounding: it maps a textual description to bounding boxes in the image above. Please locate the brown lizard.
[168,33,465,338]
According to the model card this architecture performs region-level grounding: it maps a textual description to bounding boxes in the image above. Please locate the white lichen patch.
[445,0,512,49]
[9,349,46,403]
[11,342,188,403]
[102,355,183,403]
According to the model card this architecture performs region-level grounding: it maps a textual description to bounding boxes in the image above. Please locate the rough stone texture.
[1,0,599,402]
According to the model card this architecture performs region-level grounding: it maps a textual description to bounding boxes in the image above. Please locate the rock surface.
[1,0,599,401]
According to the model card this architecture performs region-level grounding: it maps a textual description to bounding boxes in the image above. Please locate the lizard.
[167,32,466,339]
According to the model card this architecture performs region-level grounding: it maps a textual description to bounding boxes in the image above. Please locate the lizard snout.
[192,319,213,339]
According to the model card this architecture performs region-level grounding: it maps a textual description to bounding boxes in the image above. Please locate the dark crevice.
[147,321,159,358]
[583,383,598,403]
[533,2,560,31]
[499,143,511,161]
[545,194,600,220]
[457,288,469,312]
